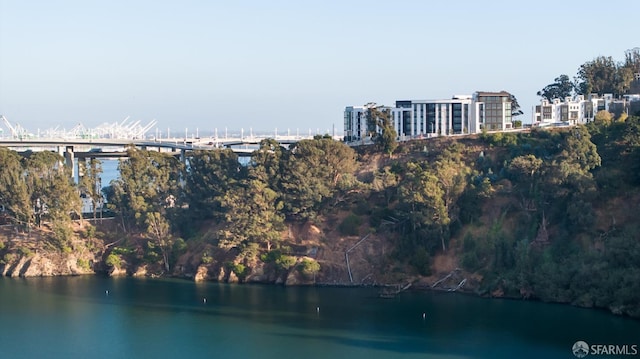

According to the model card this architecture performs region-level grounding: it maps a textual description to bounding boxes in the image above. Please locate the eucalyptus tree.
[575,56,636,97]
[280,137,358,220]
[24,151,80,227]
[0,148,31,228]
[396,144,472,253]
[537,74,575,101]
[78,158,103,219]
[184,149,244,220]
[219,178,284,252]
[508,154,544,211]
[370,107,398,157]
[110,148,184,271]
[218,139,286,253]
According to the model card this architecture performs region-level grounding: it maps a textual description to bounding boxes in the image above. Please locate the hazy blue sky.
[1,0,638,136]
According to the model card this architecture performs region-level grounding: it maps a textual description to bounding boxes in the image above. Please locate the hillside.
[1,119,640,319]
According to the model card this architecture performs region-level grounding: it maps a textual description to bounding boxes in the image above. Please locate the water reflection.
[0,276,638,359]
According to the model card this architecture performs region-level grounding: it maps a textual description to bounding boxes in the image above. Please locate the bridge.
[0,115,341,178]
[0,135,318,178]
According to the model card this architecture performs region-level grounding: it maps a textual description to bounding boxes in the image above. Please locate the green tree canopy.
[0,148,31,227]
[184,149,244,220]
[537,74,575,101]
[280,138,358,220]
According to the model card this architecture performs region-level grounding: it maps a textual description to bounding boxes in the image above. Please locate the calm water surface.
[0,276,638,359]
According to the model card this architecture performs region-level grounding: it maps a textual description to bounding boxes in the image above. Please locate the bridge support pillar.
[180,149,186,164]
[64,145,75,178]
[76,157,86,183]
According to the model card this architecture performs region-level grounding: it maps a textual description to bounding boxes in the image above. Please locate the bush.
[1,253,16,265]
[227,262,249,280]
[462,252,481,272]
[260,249,280,263]
[298,258,320,278]
[77,258,91,270]
[143,241,161,264]
[17,246,33,258]
[171,238,188,264]
[105,253,121,268]
[84,225,96,239]
[201,252,213,264]
[339,213,362,236]
[51,222,73,252]
[409,247,431,276]
[275,255,297,270]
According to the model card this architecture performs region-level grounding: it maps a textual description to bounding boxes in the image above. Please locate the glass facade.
[477,94,511,131]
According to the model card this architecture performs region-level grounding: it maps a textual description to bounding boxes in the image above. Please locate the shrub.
[84,225,96,239]
[298,258,320,278]
[260,249,282,263]
[1,253,16,265]
[77,258,91,270]
[51,222,74,252]
[17,246,33,258]
[339,213,362,236]
[105,253,121,268]
[462,252,481,272]
[409,247,431,276]
[201,252,213,264]
[275,255,297,270]
[226,262,249,280]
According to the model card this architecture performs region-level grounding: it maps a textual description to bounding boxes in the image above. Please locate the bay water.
[0,276,638,359]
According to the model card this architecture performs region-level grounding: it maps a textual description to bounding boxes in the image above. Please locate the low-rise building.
[344,91,514,142]
[534,93,640,126]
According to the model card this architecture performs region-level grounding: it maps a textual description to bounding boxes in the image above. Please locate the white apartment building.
[533,93,640,126]
[345,91,513,142]
[534,95,595,125]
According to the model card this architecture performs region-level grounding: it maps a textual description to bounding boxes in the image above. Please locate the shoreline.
[2,270,637,321]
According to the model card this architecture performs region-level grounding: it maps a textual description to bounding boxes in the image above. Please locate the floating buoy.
[105,290,109,296]
[203,298,207,304]
[316,306,320,314]
[422,312,426,319]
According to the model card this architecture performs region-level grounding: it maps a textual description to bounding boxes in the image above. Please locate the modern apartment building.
[473,91,513,131]
[534,95,595,125]
[344,91,513,142]
[533,93,640,126]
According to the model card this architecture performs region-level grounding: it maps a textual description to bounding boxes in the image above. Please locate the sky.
[1,0,638,137]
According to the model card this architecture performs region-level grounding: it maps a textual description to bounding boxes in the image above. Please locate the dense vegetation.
[0,150,81,251]
[3,118,639,317]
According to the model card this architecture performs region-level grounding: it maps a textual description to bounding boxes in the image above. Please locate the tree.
[370,107,398,156]
[145,211,173,272]
[398,162,447,251]
[109,149,184,270]
[78,158,103,219]
[432,145,472,251]
[594,110,614,126]
[0,148,32,228]
[184,149,243,220]
[537,74,575,101]
[110,148,183,231]
[250,138,284,188]
[510,93,525,117]
[24,151,80,227]
[508,154,543,211]
[219,178,284,252]
[575,56,631,97]
[280,138,357,220]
